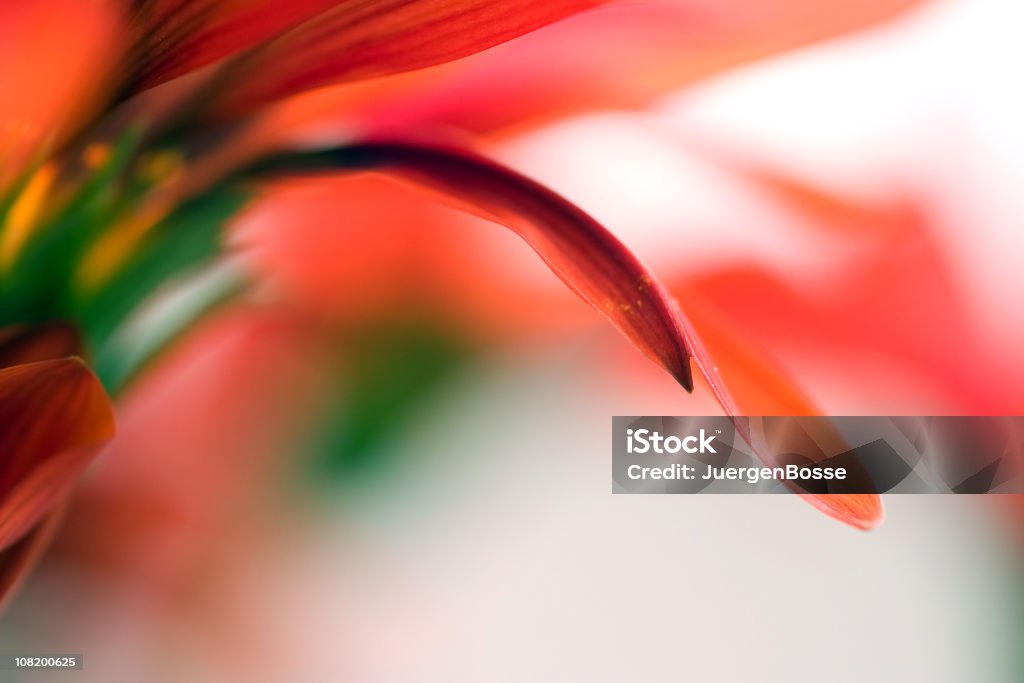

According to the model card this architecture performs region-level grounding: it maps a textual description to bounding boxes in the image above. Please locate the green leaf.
[74,184,251,350]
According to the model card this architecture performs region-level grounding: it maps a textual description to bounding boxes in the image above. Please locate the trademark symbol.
[716,430,722,434]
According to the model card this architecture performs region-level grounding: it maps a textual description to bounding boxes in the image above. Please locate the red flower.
[0,0,929,609]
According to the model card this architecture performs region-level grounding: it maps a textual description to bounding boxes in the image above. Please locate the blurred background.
[3,0,1024,680]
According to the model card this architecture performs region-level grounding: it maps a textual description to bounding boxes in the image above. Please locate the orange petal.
[205,0,609,119]
[0,359,115,551]
[677,286,884,530]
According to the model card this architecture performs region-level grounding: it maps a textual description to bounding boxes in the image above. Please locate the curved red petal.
[247,138,881,529]
[357,142,885,529]
[308,139,696,390]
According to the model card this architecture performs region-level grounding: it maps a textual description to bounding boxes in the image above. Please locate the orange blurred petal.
[0,0,121,186]
[679,287,884,530]
[668,157,1016,414]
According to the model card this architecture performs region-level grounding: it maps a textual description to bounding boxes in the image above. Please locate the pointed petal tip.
[812,494,885,531]
[675,357,694,393]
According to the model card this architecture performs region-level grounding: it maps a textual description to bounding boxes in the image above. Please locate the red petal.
[204,0,608,118]
[0,359,115,551]
[126,0,343,92]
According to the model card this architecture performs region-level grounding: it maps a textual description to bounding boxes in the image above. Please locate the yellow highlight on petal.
[75,201,169,293]
[76,150,184,294]
[82,143,111,169]
[0,163,57,272]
